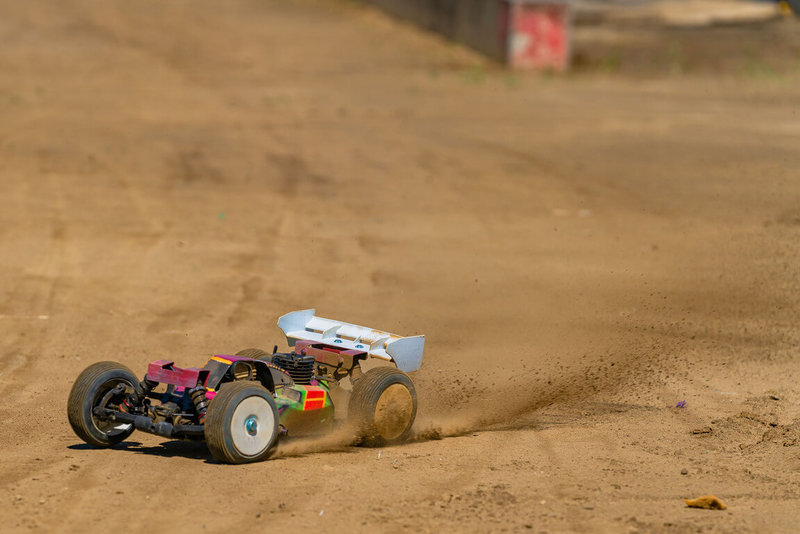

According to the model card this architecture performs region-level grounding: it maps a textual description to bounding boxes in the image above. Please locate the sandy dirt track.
[2,1,800,532]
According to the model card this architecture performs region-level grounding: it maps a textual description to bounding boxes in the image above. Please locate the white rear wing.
[277,309,424,373]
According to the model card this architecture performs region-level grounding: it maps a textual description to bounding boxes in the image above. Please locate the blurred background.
[1,1,799,532]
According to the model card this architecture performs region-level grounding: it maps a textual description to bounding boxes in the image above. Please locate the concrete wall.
[363,0,507,61]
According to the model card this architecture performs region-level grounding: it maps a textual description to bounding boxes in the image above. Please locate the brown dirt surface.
[2,1,800,532]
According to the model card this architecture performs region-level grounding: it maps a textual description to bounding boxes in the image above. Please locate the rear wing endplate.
[277,309,424,373]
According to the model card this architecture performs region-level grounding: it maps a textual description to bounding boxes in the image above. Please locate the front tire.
[349,367,417,445]
[204,381,279,464]
[67,361,141,447]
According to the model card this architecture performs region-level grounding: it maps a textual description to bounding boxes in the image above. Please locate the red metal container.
[502,0,572,71]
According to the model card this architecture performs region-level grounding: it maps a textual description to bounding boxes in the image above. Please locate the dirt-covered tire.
[204,381,279,464]
[235,348,272,362]
[349,367,417,445]
[67,361,141,447]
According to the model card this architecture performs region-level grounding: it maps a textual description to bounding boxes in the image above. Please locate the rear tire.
[349,367,417,445]
[235,348,272,362]
[205,381,279,464]
[67,361,141,447]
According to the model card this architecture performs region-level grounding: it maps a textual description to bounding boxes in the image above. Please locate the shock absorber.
[121,376,158,414]
[188,382,210,424]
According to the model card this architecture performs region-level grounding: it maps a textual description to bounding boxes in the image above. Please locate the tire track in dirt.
[0,176,69,398]
[0,176,84,512]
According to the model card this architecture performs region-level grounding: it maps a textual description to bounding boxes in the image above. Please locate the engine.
[271,352,316,384]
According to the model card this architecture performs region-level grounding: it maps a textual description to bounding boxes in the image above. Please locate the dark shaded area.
[359,0,507,60]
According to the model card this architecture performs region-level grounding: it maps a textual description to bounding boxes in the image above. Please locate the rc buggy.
[67,310,424,463]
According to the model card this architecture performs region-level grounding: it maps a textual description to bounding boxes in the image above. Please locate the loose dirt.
[1,1,800,532]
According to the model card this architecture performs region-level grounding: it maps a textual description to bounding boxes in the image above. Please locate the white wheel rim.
[230,396,274,457]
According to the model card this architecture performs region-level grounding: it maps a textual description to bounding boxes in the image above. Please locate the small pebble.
[681,468,688,475]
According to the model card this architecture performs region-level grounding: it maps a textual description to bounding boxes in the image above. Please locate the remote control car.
[67,309,424,464]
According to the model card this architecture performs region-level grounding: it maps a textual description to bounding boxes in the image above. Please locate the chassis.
[67,310,424,463]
